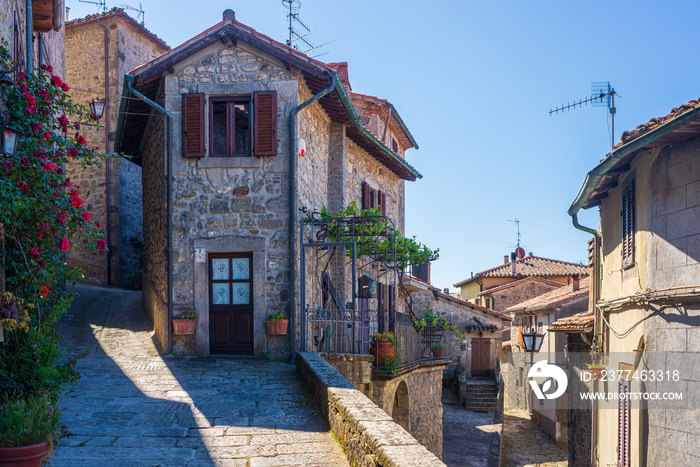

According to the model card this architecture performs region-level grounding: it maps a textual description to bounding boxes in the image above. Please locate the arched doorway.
[392,381,410,431]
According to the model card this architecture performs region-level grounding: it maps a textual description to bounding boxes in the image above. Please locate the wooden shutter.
[378,190,386,216]
[182,93,204,158]
[253,91,277,156]
[518,316,523,346]
[362,182,371,210]
[621,181,635,268]
[617,379,631,467]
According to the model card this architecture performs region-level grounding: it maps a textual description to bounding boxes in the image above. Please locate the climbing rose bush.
[0,43,109,401]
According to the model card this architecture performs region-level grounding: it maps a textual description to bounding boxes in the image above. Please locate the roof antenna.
[281,0,336,56]
[549,82,618,150]
[78,0,106,13]
[119,2,146,25]
[506,219,526,258]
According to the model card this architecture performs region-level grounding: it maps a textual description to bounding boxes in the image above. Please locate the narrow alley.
[52,285,348,467]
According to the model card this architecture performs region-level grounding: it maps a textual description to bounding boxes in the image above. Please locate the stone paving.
[441,387,501,467]
[500,409,568,467]
[52,284,349,467]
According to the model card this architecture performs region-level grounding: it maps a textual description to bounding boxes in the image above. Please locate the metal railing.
[303,308,450,371]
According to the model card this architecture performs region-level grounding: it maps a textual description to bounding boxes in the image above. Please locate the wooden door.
[471,338,491,377]
[209,253,254,355]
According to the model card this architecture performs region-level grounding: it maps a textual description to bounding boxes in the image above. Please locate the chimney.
[511,252,517,275]
[504,255,509,265]
[328,62,351,91]
[572,274,580,292]
[443,288,450,294]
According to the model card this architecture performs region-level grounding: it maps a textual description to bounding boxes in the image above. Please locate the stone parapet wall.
[296,352,446,467]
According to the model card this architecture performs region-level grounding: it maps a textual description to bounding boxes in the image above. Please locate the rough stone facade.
[64,11,167,285]
[486,278,563,312]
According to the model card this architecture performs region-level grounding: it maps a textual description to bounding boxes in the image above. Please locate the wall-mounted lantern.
[358,273,375,299]
[90,98,106,121]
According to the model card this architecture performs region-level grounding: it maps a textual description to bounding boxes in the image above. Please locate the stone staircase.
[462,378,499,412]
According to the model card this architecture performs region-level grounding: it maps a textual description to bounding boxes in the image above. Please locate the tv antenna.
[549,82,618,149]
[281,0,336,56]
[120,2,145,25]
[78,0,106,12]
[506,219,527,258]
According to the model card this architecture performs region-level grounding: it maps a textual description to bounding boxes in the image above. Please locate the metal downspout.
[97,18,111,285]
[26,0,32,70]
[37,33,42,67]
[288,72,337,358]
[125,74,174,354]
[569,213,600,467]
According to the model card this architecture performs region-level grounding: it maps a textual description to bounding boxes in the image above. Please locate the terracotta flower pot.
[432,348,446,358]
[369,339,395,367]
[0,442,49,467]
[265,319,289,335]
[587,366,605,379]
[173,318,196,335]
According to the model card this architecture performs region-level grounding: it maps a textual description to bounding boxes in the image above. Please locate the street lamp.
[0,72,19,157]
[522,332,545,353]
[89,98,106,121]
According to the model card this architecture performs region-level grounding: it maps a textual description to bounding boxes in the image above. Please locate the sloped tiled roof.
[549,310,594,332]
[477,276,564,296]
[505,277,590,313]
[454,255,589,287]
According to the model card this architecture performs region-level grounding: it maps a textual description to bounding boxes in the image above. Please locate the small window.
[362,181,386,216]
[621,180,635,268]
[210,97,251,157]
[391,138,399,153]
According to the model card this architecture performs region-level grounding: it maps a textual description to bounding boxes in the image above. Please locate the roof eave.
[569,104,700,216]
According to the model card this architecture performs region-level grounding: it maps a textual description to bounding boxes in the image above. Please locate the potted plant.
[431,343,446,358]
[369,332,400,367]
[265,313,289,335]
[0,396,60,466]
[586,362,605,379]
[128,269,142,290]
[172,311,197,335]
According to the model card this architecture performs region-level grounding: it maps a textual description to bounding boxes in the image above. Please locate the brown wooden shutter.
[518,319,523,346]
[362,182,371,210]
[253,91,277,156]
[182,93,204,158]
[621,181,635,268]
[378,190,386,216]
[617,379,631,467]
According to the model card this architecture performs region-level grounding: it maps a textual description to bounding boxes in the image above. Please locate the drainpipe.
[569,213,600,467]
[125,74,173,354]
[37,33,42,67]
[26,0,32,70]
[381,105,393,144]
[97,18,111,285]
[288,72,337,358]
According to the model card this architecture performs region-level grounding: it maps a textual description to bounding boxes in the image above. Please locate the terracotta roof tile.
[66,8,168,50]
[505,277,589,313]
[455,255,589,287]
[478,276,564,296]
[549,310,594,332]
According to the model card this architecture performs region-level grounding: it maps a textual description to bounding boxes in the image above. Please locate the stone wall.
[118,158,143,287]
[296,352,446,467]
[489,279,563,312]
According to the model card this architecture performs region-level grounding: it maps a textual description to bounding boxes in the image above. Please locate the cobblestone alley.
[51,284,348,467]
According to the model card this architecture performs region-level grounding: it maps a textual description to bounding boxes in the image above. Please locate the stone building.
[114,10,421,359]
[567,96,700,467]
[64,9,168,286]
[453,252,589,308]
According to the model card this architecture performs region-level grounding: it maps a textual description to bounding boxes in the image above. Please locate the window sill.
[196,157,262,169]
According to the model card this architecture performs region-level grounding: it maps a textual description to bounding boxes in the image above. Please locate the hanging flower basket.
[586,364,605,379]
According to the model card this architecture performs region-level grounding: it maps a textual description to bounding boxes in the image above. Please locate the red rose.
[30,247,40,257]
[60,236,70,252]
[69,190,83,208]
[97,239,107,250]
[51,75,63,87]
[82,211,91,222]
[43,131,51,139]
[68,147,78,158]
[40,284,51,299]
[24,94,36,104]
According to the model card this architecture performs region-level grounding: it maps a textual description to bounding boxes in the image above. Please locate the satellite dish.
[515,247,525,259]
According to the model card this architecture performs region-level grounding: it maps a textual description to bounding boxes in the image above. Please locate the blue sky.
[67,0,700,291]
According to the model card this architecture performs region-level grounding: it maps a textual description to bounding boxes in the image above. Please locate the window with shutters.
[361,181,387,216]
[621,180,635,268]
[182,91,277,159]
